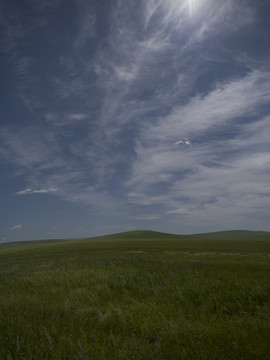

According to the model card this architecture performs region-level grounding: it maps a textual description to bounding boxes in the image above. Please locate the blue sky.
[1,0,270,242]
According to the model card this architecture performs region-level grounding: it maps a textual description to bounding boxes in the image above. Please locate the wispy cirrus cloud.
[131,215,160,221]
[126,69,270,222]
[16,188,57,195]
[140,69,270,146]
[92,0,257,148]
[166,209,191,215]
[0,0,269,237]
[10,224,22,231]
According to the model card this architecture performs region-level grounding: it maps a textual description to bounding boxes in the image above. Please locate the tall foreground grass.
[0,232,270,359]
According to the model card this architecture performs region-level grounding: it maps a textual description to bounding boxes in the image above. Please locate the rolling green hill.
[1,229,269,250]
[87,229,270,241]
[87,229,179,241]
[1,229,270,255]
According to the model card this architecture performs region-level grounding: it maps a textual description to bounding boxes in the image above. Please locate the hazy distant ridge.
[1,230,270,248]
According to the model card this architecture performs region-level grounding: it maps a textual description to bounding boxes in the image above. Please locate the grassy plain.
[0,230,270,359]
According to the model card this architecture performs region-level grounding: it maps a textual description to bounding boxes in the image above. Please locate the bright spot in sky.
[188,0,204,17]
[189,0,194,16]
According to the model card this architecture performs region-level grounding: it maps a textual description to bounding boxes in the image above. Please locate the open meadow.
[0,230,270,359]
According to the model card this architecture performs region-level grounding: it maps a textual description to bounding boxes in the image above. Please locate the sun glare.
[189,0,194,16]
[188,0,204,17]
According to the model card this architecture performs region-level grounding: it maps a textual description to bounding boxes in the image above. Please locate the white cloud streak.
[166,209,191,215]
[10,225,22,231]
[15,188,57,195]
[127,69,270,221]
[132,215,160,221]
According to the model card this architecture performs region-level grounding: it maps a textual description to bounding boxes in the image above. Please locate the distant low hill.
[88,229,270,241]
[186,230,270,240]
[0,238,68,250]
[1,230,269,249]
[88,230,179,241]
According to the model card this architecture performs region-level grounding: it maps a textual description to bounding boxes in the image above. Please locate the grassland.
[0,230,270,359]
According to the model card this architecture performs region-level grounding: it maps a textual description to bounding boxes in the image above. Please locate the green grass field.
[1,230,270,359]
